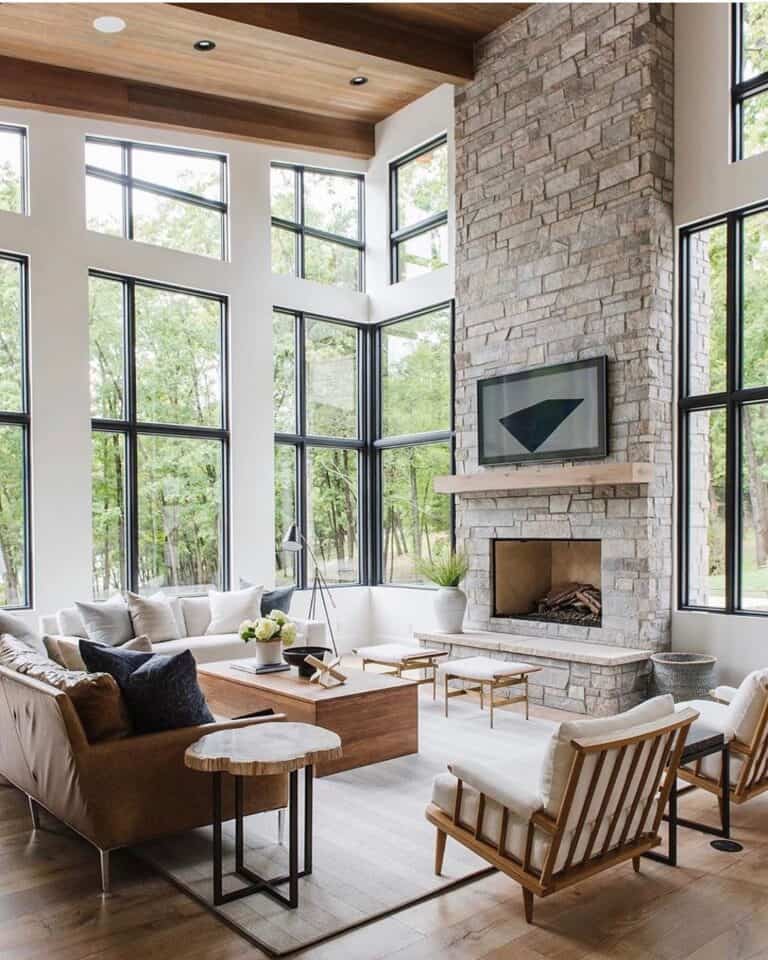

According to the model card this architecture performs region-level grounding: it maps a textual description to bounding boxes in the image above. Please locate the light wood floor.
[2,691,768,960]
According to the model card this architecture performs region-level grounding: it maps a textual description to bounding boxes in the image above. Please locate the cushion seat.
[154,634,253,664]
[677,699,744,781]
[354,643,447,664]
[440,656,538,680]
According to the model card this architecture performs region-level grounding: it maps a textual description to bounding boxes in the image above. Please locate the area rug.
[136,694,556,956]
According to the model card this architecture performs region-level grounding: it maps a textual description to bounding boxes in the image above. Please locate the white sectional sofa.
[40,595,326,665]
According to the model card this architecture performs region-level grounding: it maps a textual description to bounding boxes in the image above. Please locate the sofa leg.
[522,887,534,923]
[277,808,286,846]
[99,849,111,897]
[633,856,641,873]
[27,795,40,831]
[435,829,446,876]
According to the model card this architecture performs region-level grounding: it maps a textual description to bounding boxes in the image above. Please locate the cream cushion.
[180,596,211,637]
[57,606,88,638]
[440,656,536,680]
[75,594,133,646]
[127,592,180,644]
[152,633,252,665]
[44,634,152,671]
[353,643,447,664]
[206,585,264,635]
[677,699,745,782]
[541,694,676,816]
[724,669,768,744]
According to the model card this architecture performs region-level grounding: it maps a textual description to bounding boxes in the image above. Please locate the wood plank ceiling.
[0,2,528,156]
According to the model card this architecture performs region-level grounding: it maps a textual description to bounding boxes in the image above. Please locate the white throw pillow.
[206,585,264,635]
[540,694,676,815]
[724,669,768,744]
[127,592,180,644]
[180,595,211,637]
[75,594,133,647]
[57,606,87,638]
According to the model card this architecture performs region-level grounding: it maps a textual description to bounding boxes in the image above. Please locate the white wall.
[0,84,455,653]
[673,4,768,682]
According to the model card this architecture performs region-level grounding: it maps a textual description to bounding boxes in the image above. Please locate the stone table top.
[185,722,343,776]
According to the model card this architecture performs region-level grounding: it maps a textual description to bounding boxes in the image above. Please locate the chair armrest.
[711,685,738,705]
[448,759,543,822]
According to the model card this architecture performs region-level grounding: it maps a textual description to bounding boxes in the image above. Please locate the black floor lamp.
[282,524,338,657]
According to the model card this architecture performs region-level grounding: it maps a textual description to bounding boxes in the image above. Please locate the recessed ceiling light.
[350,76,368,86]
[194,39,216,51]
[93,16,126,34]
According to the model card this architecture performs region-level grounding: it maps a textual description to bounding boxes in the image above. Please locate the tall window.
[732,2,768,160]
[273,304,453,588]
[0,253,30,608]
[376,305,453,584]
[273,310,362,587]
[0,125,27,214]
[85,137,228,259]
[270,164,364,291]
[390,136,448,282]
[90,273,228,597]
[679,207,768,615]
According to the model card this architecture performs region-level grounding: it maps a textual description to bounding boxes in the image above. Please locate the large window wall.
[273,303,453,589]
[679,205,768,616]
[90,272,228,597]
[0,253,30,608]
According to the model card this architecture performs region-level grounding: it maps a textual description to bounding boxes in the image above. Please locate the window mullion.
[725,213,740,613]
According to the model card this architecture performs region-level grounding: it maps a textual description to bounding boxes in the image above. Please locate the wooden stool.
[354,644,448,699]
[440,657,541,728]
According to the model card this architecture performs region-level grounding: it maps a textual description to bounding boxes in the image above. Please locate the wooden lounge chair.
[426,696,698,922]
[678,669,768,806]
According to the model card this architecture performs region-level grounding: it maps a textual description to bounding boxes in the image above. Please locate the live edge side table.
[185,722,342,909]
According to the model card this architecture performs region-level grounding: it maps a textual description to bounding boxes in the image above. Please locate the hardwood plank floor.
[2,686,767,960]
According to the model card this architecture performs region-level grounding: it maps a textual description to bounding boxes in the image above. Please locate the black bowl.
[282,645,332,678]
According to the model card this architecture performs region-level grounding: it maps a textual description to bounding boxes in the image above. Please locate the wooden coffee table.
[197,661,418,776]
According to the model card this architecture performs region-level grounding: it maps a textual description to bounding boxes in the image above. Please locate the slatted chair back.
[730,695,768,802]
[538,707,696,886]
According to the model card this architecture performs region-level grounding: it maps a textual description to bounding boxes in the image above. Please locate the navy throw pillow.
[240,580,294,616]
[80,640,213,734]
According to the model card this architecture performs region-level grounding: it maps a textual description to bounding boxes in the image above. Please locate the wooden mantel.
[434,462,654,495]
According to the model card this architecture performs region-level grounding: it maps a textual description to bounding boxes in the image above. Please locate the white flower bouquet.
[239,609,297,647]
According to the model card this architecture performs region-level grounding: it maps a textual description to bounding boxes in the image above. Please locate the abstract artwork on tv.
[477,357,608,465]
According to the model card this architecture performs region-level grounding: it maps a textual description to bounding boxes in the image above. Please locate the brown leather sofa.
[0,664,288,893]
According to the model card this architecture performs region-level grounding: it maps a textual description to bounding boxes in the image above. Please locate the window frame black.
[90,270,230,595]
[85,136,229,259]
[678,201,768,617]
[0,124,28,215]
[0,251,32,609]
[389,134,449,284]
[731,2,768,161]
[270,163,365,292]
[273,302,455,591]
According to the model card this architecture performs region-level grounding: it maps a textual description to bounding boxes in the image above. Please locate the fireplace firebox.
[492,538,602,627]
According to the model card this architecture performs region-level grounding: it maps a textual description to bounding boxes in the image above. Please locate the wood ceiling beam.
[0,54,374,157]
[172,3,475,81]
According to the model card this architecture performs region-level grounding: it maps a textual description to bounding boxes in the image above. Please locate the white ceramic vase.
[251,639,282,666]
[434,586,467,634]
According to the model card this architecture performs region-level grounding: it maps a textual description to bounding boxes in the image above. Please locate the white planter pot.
[251,639,282,666]
[434,586,467,634]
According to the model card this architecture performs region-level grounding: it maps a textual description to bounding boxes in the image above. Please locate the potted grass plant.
[418,550,470,634]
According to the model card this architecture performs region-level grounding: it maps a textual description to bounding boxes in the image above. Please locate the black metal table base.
[645,735,735,867]
[212,766,313,908]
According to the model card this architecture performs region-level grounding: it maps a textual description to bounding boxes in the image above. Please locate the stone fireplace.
[417,5,677,712]
[493,538,602,627]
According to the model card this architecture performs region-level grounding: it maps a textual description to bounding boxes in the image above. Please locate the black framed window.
[0,124,27,215]
[732,2,768,160]
[679,204,768,616]
[270,164,364,292]
[273,302,454,589]
[273,309,364,587]
[85,137,228,259]
[89,272,229,597]
[0,253,31,608]
[390,136,448,283]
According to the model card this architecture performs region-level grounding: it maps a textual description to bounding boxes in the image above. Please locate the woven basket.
[651,652,717,702]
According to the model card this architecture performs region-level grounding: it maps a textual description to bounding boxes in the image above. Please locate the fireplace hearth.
[493,539,602,628]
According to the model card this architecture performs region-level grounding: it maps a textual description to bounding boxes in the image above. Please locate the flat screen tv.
[477,357,608,466]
